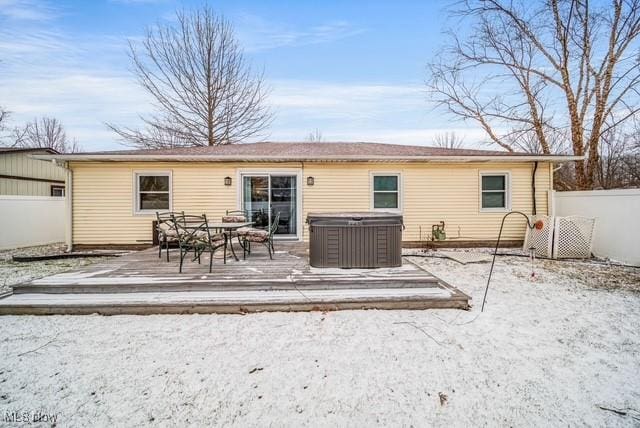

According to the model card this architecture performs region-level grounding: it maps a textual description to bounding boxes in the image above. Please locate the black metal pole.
[481,211,536,312]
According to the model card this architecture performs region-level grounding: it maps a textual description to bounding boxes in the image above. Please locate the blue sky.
[0,0,486,151]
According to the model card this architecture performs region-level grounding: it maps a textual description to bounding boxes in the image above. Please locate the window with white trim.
[135,173,171,213]
[481,173,508,210]
[372,174,400,210]
[50,185,65,197]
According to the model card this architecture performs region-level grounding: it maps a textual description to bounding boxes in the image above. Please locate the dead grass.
[537,258,640,292]
[0,243,107,294]
[404,247,640,293]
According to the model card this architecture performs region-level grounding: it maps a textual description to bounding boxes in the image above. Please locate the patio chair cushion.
[157,223,178,243]
[211,239,225,247]
[164,229,178,238]
[235,227,252,234]
[191,230,224,240]
[157,222,178,236]
[158,231,179,243]
[243,228,269,242]
[244,235,269,243]
[222,215,247,223]
[211,233,224,242]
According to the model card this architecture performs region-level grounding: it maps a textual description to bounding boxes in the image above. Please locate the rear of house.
[35,142,579,249]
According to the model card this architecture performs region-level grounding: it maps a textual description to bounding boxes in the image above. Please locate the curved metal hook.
[481,211,539,312]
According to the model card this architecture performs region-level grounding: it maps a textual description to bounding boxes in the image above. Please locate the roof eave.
[32,154,585,163]
[3,148,60,155]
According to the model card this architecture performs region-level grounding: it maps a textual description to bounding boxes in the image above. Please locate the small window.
[481,174,508,210]
[135,173,171,213]
[50,185,65,197]
[372,174,400,210]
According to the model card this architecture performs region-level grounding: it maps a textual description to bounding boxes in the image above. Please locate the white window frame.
[235,168,303,241]
[133,171,173,215]
[479,171,511,212]
[370,172,402,212]
[50,185,65,197]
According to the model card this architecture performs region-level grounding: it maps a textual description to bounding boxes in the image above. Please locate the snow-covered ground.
[0,253,639,426]
[0,244,110,294]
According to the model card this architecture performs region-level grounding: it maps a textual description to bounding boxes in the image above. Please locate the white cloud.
[268,126,491,148]
[0,7,146,150]
[271,81,420,108]
[109,0,167,4]
[0,73,152,150]
[236,14,366,52]
[268,80,428,123]
[0,0,57,21]
[265,80,491,147]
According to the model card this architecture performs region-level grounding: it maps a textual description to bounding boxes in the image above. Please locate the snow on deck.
[0,286,453,306]
[3,242,469,313]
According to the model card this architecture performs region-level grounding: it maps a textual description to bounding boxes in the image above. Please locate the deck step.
[0,287,469,315]
[12,276,441,294]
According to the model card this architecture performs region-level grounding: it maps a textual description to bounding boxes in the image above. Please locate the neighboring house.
[0,147,66,196]
[35,142,579,249]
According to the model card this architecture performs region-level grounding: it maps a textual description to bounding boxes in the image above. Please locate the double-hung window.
[480,173,509,211]
[135,172,171,214]
[372,174,400,210]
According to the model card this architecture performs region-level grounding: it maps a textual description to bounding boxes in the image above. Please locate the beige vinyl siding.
[0,152,66,196]
[302,162,550,242]
[70,161,551,245]
[71,162,296,244]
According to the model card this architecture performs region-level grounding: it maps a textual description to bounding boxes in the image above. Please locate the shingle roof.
[69,142,557,157]
[32,142,581,162]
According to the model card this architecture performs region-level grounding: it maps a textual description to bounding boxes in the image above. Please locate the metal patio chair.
[223,209,252,251]
[223,209,249,223]
[156,211,184,262]
[171,214,227,273]
[241,212,280,260]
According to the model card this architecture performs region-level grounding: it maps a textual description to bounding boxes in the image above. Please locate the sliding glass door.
[242,174,298,238]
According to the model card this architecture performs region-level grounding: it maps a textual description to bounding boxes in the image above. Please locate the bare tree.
[0,107,9,143]
[427,0,640,189]
[306,128,324,142]
[109,7,272,148]
[12,117,79,153]
[595,126,640,188]
[433,131,465,149]
[0,107,8,131]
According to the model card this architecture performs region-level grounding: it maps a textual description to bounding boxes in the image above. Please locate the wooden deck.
[0,242,470,315]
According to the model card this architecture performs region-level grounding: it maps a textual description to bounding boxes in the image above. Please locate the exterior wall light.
[307,176,315,186]
[224,176,232,186]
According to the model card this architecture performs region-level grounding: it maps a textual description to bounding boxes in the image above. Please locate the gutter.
[0,173,65,184]
[33,154,586,163]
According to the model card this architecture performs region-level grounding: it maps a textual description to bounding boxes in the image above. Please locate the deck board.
[2,242,470,314]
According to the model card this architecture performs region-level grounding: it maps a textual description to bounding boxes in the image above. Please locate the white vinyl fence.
[553,189,640,266]
[0,196,65,250]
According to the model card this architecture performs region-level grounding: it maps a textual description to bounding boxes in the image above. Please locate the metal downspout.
[532,161,538,215]
[57,160,73,252]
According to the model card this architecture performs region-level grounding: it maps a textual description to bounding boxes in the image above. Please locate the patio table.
[186,222,253,262]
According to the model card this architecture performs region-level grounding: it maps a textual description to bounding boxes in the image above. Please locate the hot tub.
[307,212,403,268]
